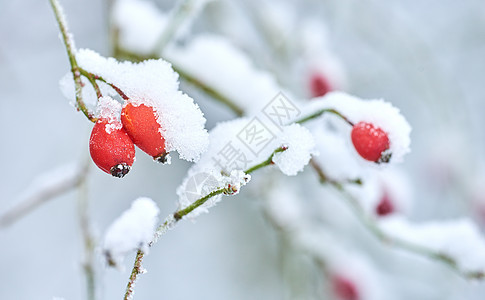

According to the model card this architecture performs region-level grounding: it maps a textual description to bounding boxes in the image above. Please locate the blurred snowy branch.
[0,161,89,228]
[311,159,485,280]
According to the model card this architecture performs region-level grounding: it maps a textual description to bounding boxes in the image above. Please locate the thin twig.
[295,108,354,126]
[124,249,145,300]
[79,69,103,99]
[244,146,287,174]
[79,68,129,101]
[49,0,97,122]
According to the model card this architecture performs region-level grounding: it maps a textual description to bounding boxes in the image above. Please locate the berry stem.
[78,68,103,99]
[123,146,288,300]
[78,67,129,100]
[49,0,97,123]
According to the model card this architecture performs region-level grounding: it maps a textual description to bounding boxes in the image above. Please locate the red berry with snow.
[331,275,359,300]
[309,72,333,97]
[89,118,135,178]
[351,121,391,163]
[121,102,169,163]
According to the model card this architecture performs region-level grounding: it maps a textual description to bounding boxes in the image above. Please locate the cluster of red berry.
[89,102,168,178]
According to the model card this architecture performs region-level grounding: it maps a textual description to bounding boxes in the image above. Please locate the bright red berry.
[376,190,394,216]
[331,275,359,300]
[89,118,135,177]
[309,72,333,97]
[121,102,168,163]
[351,121,390,163]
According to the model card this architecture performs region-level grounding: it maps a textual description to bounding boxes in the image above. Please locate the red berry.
[376,190,394,216]
[331,275,359,300]
[351,122,390,163]
[309,72,333,97]
[121,102,168,163]
[89,118,135,177]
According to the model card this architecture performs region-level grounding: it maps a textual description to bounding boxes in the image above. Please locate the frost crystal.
[103,197,160,267]
[75,49,209,162]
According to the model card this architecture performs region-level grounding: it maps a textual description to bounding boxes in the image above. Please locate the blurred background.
[1,0,485,299]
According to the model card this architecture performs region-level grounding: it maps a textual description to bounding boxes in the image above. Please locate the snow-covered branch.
[123,146,285,300]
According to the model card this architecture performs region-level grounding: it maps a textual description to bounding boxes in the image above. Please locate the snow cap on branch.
[272,124,316,176]
[103,197,160,267]
[75,49,209,162]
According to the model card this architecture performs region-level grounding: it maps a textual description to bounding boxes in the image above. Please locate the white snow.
[379,217,485,273]
[95,96,122,133]
[303,91,412,163]
[272,124,316,176]
[103,197,160,267]
[165,35,286,114]
[75,49,209,162]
